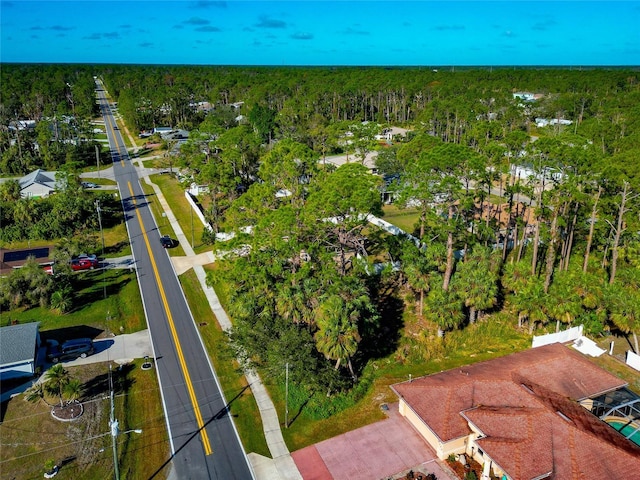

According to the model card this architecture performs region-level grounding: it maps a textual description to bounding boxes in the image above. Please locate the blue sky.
[1,1,639,65]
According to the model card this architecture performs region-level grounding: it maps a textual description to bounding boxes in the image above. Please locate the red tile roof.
[392,344,640,479]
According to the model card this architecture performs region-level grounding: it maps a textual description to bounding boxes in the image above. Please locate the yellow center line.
[127,182,213,455]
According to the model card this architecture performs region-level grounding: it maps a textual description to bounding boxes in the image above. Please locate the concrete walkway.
[135,157,302,480]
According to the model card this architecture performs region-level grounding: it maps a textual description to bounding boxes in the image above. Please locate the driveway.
[292,403,456,480]
[62,329,152,366]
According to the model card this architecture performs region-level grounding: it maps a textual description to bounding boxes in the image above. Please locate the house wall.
[399,399,468,459]
[0,360,35,380]
[440,435,468,459]
[21,185,53,198]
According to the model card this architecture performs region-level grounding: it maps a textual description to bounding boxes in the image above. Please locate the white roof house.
[374,127,410,141]
[18,169,62,198]
[0,322,42,380]
[153,126,174,135]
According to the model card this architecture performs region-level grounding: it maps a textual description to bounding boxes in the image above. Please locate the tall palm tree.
[454,247,499,324]
[606,283,640,354]
[314,295,361,379]
[44,364,71,407]
[63,379,83,403]
[424,285,464,337]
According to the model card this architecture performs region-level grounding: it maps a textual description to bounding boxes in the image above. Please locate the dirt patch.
[51,400,84,421]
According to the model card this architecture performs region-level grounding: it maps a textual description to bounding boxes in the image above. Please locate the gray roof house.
[0,322,42,380]
[19,169,61,198]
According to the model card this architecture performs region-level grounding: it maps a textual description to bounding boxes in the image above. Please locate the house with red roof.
[391,343,640,480]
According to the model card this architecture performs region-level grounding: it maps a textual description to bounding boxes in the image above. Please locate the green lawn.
[381,204,420,234]
[79,177,118,186]
[139,180,187,256]
[147,174,210,254]
[0,269,145,338]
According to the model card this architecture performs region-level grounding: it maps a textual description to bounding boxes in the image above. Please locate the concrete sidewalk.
[137,158,302,480]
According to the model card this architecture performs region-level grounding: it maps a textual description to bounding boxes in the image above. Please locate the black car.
[47,338,95,363]
[160,235,174,248]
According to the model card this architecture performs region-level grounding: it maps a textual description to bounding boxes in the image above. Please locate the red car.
[70,255,99,271]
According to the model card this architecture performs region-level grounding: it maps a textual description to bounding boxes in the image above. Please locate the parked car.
[47,338,95,363]
[71,255,99,271]
[160,235,174,248]
[81,182,99,188]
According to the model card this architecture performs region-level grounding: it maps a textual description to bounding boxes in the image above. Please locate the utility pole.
[285,362,289,428]
[96,200,106,301]
[108,365,141,480]
[95,200,105,257]
[109,365,120,480]
[96,144,101,180]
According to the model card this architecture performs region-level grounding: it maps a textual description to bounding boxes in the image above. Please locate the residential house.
[392,343,640,479]
[513,92,535,101]
[8,119,36,131]
[18,169,62,198]
[153,126,174,136]
[536,117,573,128]
[0,322,42,380]
[375,127,410,142]
[0,246,55,276]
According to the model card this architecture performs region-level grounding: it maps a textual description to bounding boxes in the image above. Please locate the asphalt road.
[96,80,254,479]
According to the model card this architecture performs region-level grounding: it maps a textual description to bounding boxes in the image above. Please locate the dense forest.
[1,65,639,413]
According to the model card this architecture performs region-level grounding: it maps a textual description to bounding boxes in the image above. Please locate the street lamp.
[109,365,142,480]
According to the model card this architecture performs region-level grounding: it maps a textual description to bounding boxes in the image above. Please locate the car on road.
[160,235,174,248]
[47,338,95,363]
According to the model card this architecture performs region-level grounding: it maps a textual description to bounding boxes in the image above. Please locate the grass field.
[138,180,187,257]
[0,269,145,341]
[147,174,210,254]
[0,360,169,480]
[381,204,420,234]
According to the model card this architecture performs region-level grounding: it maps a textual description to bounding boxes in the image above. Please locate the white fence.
[532,325,583,348]
[184,191,212,232]
[627,350,640,372]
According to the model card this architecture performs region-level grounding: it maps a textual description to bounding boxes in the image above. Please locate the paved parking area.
[292,403,455,480]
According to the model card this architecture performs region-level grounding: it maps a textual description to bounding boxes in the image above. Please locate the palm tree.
[401,242,435,317]
[314,295,361,379]
[24,382,51,406]
[275,284,312,328]
[424,284,464,337]
[50,287,73,314]
[606,283,640,354]
[44,364,71,407]
[453,246,499,324]
[545,278,582,333]
[63,379,83,403]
